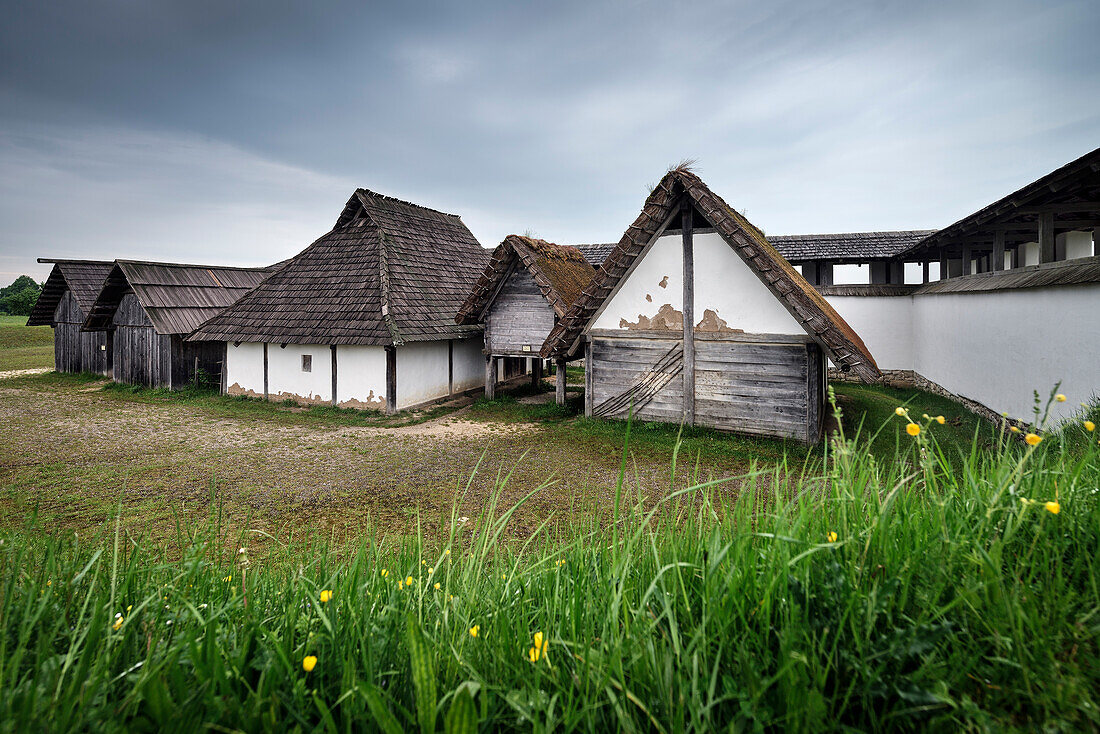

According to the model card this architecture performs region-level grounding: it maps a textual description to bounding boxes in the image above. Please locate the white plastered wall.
[225,342,265,397]
[592,232,803,335]
[452,337,485,393]
[823,284,1100,424]
[268,344,333,404]
[1064,231,1094,260]
[396,340,450,410]
[334,345,387,409]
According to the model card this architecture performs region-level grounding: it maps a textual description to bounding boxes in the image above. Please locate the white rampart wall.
[824,284,1100,424]
[593,232,802,334]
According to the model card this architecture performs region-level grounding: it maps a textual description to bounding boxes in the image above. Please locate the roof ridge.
[357,188,463,219]
[115,259,274,271]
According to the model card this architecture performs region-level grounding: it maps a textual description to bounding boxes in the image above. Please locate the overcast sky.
[2,0,1097,284]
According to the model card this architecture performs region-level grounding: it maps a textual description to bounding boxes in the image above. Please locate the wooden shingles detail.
[456,235,596,324]
[27,259,114,326]
[83,261,273,335]
[541,168,882,383]
[188,189,490,346]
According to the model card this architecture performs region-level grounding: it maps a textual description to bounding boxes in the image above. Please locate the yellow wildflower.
[935,416,945,425]
[1055,394,1066,403]
[469,625,479,638]
[113,614,123,631]
[827,531,838,543]
[1025,433,1043,446]
[428,567,434,574]
[406,575,414,587]
[434,582,441,590]
[319,590,332,603]
[398,580,403,590]
[895,407,906,416]
[527,631,548,662]
[1085,421,1095,432]
[906,423,920,437]
[380,569,388,577]
[302,655,317,672]
[1044,501,1060,515]
[1010,426,1020,433]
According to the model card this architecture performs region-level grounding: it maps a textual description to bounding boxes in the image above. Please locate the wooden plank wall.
[112,293,171,388]
[588,333,823,443]
[484,270,555,356]
[53,291,107,375]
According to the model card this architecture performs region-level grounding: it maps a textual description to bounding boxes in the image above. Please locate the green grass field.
[0,314,53,371]
[2,410,1097,731]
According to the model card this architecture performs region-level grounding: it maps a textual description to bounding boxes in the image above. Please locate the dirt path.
[0,368,49,380]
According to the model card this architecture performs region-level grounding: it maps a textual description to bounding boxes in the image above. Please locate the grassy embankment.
[0,315,52,371]
[2,396,1098,731]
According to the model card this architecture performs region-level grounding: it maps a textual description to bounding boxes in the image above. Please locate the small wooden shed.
[456,235,596,403]
[27,259,115,374]
[82,260,273,389]
[543,167,880,444]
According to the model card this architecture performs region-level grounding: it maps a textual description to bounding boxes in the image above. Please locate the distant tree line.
[0,276,42,316]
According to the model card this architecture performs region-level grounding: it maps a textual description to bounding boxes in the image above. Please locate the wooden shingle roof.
[188,189,490,346]
[83,260,275,335]
[771,231,935,263]
[456,235,597,324]
[27,259,115,326]
[571,243,617,267]
[542,168,881,382]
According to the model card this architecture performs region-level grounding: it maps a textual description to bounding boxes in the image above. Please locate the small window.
[301,354,312,373]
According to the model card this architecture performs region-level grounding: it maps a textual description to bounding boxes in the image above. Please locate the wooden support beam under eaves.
[1039,212,1055,263]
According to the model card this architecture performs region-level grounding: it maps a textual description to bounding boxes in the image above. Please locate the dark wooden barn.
[82,260,274,389]
[456,235,596,403]
[27,259,115,374]
[543,168,881,444]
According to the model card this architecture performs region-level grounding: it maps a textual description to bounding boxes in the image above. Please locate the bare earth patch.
[0,380,748,548]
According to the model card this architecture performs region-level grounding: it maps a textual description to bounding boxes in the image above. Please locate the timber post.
[330,345,338,406]
[681,196,695,426]
[555,358,566,405]
[262,342,269,400]
[993,230,1005,271]
[385,346,397,415]
[1039,212,1055,263]
[484,354,496,400]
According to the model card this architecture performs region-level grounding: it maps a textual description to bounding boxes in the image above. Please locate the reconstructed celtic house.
[187,189,491,413]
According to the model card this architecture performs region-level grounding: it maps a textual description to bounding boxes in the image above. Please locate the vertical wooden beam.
[1093,228,1100,258]
[584,340,593,418]
[219,343,227,395]
[385,346,397,415]
[262,342,269,400]
[484,354,496,400]
[531,358,542,386]
[1039,212,1055,263]
[961,245,972,276]
[447,340,454,396]
[821,261,834,286]
[922,260,930,283]
[992,231,1005,271]
[330,345,338,406]
[939,250,949,279]
[681,198,695,427]
[555,358,566,406]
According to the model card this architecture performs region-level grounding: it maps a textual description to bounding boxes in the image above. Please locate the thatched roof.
[83,260,274,335]
[771,231,935,263]
[27,259,115,326]
[456,235,596,324]
[188,189,490,345]
[542,168,881,382]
